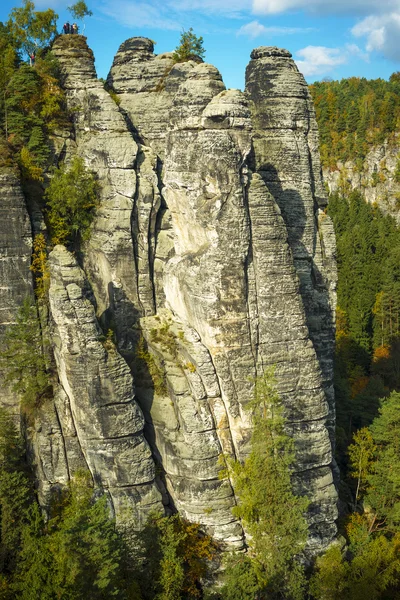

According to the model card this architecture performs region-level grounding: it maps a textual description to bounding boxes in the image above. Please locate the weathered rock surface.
[0,35,339,554]
[245,47,337,445]
[52,35,142,351]
[0,169,33,414]
[324,139,400,222]
[48,245,162,524]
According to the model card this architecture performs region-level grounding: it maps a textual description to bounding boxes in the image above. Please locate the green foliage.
[0,6,67,176]
[0,410,33,576]
[220,554,264,600]
[348,427,375,504]
[222,368,309,599]
[2,50,66,176]
[13,472,127,599]
[135,336,167,395]
[68,1,93,22]
[0,297,51,414]
[363,392,400,530]
[313,392,400,598]
[310,76,400,169]
[310,522,400,599]
[328,191,400,472]
[173,28,205,62]
[7,0,58,58]
[133,513,216,600]
[45,156,100,247]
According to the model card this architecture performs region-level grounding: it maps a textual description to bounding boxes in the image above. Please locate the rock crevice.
[0,36,338,553]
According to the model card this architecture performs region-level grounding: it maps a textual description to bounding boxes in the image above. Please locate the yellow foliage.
[373,344,391,362]
[336,306,349,340]
[177,519,217,598]
[30,233,49,300]
[19,146,43,182]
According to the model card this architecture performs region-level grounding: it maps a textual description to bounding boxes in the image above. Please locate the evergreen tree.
[0,297,51,414]
[14,472,127,599]
[45,156,100,247]
[173,28,205,62]
[0,410,33,576]
[222,368,309,599]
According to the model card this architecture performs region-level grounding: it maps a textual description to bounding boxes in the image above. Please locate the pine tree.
[0,410,33,576]
[173,28,205,62]
[0,297,51,414]
[222,368,309,599]
[45,156,100,247]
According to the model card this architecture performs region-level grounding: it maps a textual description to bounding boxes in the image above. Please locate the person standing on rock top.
[72,23,78,34]
[63,22,70,34]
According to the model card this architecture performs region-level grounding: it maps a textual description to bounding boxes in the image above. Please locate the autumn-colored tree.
[30,233,49,300]
[135,513,216,600]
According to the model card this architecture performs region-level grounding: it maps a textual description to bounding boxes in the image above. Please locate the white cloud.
[168,0,251,16]
[295,46,347,77]
[237,20,313,38]
[345,42,370,62]
[99,1,181,30]
[352,12,400,62]
[252,0,400,16]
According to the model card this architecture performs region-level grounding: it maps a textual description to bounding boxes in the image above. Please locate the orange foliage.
[373,345,391,362]
[179,520,217,597]
[351,376,370,399]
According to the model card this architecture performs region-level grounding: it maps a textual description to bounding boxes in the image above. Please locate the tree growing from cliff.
[221,367,309,599]
[0,297,51,414]
[173,28,205,62]
[68,1,93,32]
[7,0,58,59]
[45,156,100,247]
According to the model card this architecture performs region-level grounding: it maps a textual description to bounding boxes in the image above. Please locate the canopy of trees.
[0,3,67,180]
[310,74,400,169]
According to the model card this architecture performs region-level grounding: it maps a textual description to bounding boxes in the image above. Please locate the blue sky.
[1,0,400,89]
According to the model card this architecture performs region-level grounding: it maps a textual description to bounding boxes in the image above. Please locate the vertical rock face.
[0,170,33,413]
[0,36,338,553]
[48,245,162,525]
[245,47,337,442]
[106,39,338,551]
[52,36,141,351]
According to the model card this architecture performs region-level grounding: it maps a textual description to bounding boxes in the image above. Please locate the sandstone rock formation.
[323,139,400,223]
[47,245,162,525]
[245,46,337,448]
[0,169,33,414]
[0,36,338,554]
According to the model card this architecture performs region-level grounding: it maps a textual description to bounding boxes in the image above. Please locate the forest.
[0,0,400,598]
[309,75,400,169]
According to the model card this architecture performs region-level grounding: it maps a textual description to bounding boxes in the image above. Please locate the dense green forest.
[309,75,400,169]
[1,0,400,597]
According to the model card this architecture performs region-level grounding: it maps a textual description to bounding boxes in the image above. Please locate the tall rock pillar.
[245,47,337,444]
